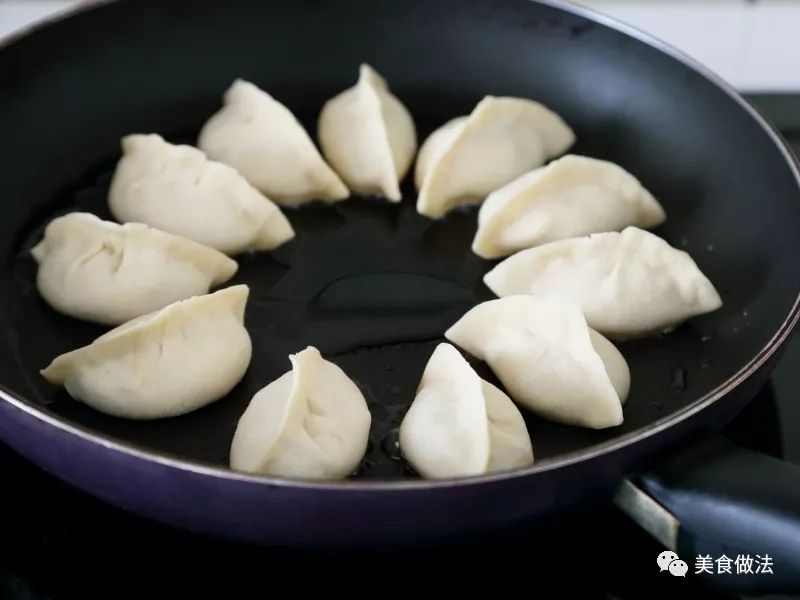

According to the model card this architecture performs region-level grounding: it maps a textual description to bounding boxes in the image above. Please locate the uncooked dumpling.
[399,343,533,479]
[41,285,252,420]
[473,154,667,259]
[445,296,629,429]
[109,134,294,255]
[318,64,416,201]
[483,227,723,339]
[415,96,575,218]
[32,212,238,325]
[230,346,371,479]
[198,80,349,204]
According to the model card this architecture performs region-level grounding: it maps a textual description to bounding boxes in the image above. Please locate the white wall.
[0,1,85,39]
[574,0,800,91]
[1,0,799,91]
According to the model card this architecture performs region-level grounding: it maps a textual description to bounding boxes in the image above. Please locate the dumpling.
[32,212,238,325]
[445,296,629,429]
[41,285,252,420]
[318,64,417,201]
[230,346,371,479]
[399,343,533,479]
[483,227,723,339]
[415,96,575,218]
[109,134,294,255]
[472,154,667,259]
[198,80,349,204]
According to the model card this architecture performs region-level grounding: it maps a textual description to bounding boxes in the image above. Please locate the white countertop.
[1,0,798,91]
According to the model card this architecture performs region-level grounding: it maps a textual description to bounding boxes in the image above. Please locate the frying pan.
[1,0,799,594]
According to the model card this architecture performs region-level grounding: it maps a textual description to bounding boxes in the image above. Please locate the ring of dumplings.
[32,66,725,481]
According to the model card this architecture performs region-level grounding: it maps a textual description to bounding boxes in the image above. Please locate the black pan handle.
[615,435,800,594]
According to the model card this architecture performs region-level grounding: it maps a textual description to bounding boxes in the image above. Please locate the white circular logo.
[669,559,689,577]
[657,550,680,572]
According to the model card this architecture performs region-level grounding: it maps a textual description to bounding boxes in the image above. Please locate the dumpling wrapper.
[473,154,667,259]
[415,96,575,218]
[41,285,252,420]
[32,212,238,325]
[445,296,629,429]
[230,346,371,479]
[198,80,349,205]
[318,64,417,201]
[399,343,533,479]
[483,227,723,339]
[109,134,294,255]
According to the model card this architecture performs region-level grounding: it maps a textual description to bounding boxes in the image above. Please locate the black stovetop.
[1,95,798,600]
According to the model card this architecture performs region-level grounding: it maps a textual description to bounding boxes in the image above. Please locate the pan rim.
[1,0,799,492]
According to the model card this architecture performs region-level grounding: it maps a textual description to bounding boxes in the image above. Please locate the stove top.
[0,94,798,600]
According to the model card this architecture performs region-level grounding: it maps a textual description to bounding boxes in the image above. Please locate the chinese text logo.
[658,551,774,577]
[695,554,773,575]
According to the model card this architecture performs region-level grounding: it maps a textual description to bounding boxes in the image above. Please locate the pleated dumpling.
[445,296,629,429]
[109,134,294,255]
[415,96,575,218]
[41,285,252,420]
[473,155,667,259]
[483,227,723,339]
[198,80,349,204]
[230,346,371,479]
[399,343,533,479]
[32,213,238,325]
[318,64,417,201]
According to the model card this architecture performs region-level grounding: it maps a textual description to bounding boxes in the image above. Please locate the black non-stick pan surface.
[0,0,799,562]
